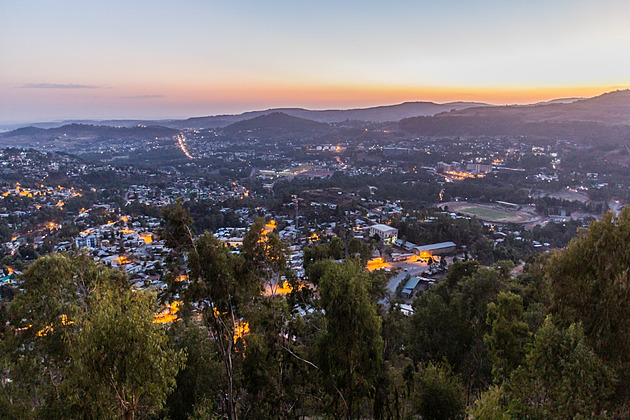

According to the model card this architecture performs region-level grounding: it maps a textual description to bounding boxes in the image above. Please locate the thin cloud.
[121,94,166,99]
[21,83,99,89]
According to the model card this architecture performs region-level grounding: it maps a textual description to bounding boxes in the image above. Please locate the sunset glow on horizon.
[2,0,630,122]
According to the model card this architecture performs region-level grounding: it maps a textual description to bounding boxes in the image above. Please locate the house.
[399,303,414,316]
[401,276,434,298]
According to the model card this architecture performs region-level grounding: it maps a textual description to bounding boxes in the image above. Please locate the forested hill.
[445,89,630,125]
[399,89,630,144]
[222,111,330,138]
[398,115,630,145]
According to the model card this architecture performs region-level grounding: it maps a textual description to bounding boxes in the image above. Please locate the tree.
[547,208,630,363]
[160,202,195,302]
[187,233,259,420]
[1,252,185,419]
[492,260,515,279]
[317,260,383,419]
[412,362,466,420]
[161,201,194,252]
[443,260,479,288]
[329,236,345,260]
[409,285,471,373]
[410,263,507,396]
[439,256,447,270]
[471,237,495,266]
[162,320,223,420]
[242,217,288,295]
[484,292,530,383]
[469,386,511,420]
[1,253,128,419]
[348,237,372,265]
[242,297,313,419]
[67,288,185,419]
[504,318,615,419]
[376,306,415,419]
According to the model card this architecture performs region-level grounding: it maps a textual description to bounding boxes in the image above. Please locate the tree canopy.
[3,207,630,418]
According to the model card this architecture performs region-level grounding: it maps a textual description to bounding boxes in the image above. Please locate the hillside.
[443,90,630,125]
[399,115,630,145]
[0,123,179,150]
[398,90,630,143]
[222,112,329,137]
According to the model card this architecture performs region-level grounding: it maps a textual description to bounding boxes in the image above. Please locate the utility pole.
[292,195,299,236]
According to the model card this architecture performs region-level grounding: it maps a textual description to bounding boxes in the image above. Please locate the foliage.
[162,321,223,420]
[469,386,511,420]
[412,362,466,420]
[186,232,258,419]
[484,292,530,382]
[504,318,616,419]
[391,211,485,248]
[410,261,508,390]
[6,201,630,418]
[242,217,289,293]
[548,208,630,363]
[0,253,181,420]
[242,298,313,418]
[67,288,186,419]
[317,260,384,418]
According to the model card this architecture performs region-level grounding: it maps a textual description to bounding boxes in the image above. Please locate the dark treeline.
[273,171,441,205]
[2,205,630,419]
[399,115,630,146]
[442,174,533,204]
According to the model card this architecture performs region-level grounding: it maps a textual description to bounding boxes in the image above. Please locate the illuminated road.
[176,134,194,159]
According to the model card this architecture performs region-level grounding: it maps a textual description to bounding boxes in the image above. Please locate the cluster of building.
[436,161,493,180]
[124,180,252,207]
[54,215,168,289]
[0,149,75,179]
[1,127,624,316]
[1,183,84,208]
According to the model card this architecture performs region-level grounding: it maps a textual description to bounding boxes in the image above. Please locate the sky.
[1,0,630,122]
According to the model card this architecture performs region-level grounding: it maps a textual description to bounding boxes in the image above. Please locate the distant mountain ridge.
[178,101,490,128]
[1,101,490,131]
[441,90,630,125]
[4,90,630,144]
[170,101,490,129]
[399,90,630,144]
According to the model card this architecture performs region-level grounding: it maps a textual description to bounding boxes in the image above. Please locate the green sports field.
[445,202,530,223]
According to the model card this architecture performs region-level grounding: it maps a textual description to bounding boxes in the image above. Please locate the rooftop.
[414,241,457,252]
[370,223,398,233]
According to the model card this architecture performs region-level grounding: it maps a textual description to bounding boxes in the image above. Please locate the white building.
[75,234,99,249]
[369,224,398,245]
